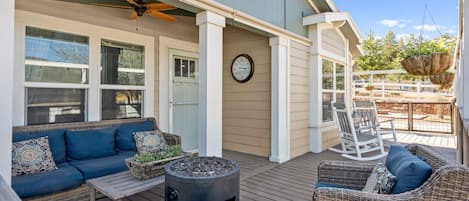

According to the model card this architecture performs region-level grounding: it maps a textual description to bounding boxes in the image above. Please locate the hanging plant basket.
[429,72,455,89]
[400,53,453,76]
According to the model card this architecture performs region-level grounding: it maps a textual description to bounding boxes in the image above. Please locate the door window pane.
[322,59,333,90]
[101,40,144,86]
[26,88,86,125]
[182,59,188,77]
[175,58,181,77]
[189,60,196,78]
[25,27,89,84]
[102,90,143,120]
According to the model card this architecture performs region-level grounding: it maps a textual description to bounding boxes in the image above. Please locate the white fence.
[352,80,453,100]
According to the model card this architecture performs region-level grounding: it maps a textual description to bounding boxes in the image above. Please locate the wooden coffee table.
[87,171,165,201]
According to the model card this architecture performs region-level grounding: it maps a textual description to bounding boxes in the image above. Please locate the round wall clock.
[231,54,254,83]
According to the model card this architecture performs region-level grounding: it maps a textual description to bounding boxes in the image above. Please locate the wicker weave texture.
[313,144,469,201]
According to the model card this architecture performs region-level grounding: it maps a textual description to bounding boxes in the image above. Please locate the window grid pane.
[26,88,86,125]
[322,59,334,90]
[101,90,143,120]
[101,39,145,86]
[25,26,89,84]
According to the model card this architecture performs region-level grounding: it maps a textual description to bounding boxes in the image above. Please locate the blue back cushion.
[66,127,117,160]
[116,120,154,151]
[385,145,432,194]
[13,129,66,164]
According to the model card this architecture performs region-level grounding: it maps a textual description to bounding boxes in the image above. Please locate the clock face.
[231,54,254,83]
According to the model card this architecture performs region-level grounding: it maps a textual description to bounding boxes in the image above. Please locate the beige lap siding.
[289,41,311,158]
[322,128,340,151]
[222,26,271,157]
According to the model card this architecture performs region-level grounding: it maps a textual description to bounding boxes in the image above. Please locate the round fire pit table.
[164,157,240,201]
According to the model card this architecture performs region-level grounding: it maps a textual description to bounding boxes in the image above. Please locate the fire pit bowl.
[164,157,240,201]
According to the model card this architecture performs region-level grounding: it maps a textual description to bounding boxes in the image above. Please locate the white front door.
[169,50,199,152]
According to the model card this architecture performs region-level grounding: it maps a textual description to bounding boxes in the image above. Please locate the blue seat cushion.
[13,129,66,164]
[116,120,154,151]
[385,145,432,194]
[315,182,350,189]
[12,163,83,198]
[69,151,135,180]
[66,127,117,160]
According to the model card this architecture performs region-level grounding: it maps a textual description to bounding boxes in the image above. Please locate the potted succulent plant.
[400,37,455,76]
[126,145,189,180]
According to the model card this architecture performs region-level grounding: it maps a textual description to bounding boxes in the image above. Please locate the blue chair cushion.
[69,151,135,180]
[12,163,83,198]
[385,145,432,194]
[116,120,154,151]
[13,129,66,164]
[66,127,117,160]
[315,182,350,189]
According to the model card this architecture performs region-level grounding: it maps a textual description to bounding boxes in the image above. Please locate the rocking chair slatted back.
[332,103,356,142]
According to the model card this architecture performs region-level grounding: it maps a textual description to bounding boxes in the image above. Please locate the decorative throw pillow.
[12,137,57,176]
[133,130,168,153]
[362,163,397,194]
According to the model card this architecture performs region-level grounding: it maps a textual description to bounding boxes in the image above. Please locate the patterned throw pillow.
[133,130,168,153]
[362,163,397,194]
[12,137,57,176]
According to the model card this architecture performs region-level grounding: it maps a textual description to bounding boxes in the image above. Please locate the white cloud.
[414,24,443,32]
[380,19,406,28]
[446,29,457,34]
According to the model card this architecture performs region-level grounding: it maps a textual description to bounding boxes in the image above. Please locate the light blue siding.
[215,0,316,37]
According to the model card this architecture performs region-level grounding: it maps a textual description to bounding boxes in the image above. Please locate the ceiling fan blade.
[146,3,177,11]
[147,10,177,22]
[90,3,132,9]
[129,11,138,20]
[127,0,141,7]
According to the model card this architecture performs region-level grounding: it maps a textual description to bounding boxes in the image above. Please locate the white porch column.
[0,0,15,184]
[308,24,324,153]
[270,36,290,163]
[196,11,225,157]
[463,0,469,118]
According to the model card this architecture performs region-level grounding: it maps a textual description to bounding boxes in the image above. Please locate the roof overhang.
[303,12,363,57]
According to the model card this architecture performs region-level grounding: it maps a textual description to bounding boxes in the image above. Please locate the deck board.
[96,132,456,201]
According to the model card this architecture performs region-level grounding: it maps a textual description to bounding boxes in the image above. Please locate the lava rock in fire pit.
[169,157,237,177]
[165,157,240,201]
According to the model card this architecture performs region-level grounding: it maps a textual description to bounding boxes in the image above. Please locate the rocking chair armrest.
[317,160,375,189]
[160,131,182,146]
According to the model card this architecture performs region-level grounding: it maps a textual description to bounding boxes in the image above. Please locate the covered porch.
[96,134,457,201]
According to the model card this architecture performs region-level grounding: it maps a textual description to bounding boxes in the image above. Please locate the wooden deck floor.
[97,133,456,201]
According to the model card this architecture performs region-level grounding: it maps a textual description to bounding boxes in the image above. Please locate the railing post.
[408,102,413,131]
[417,82,421,93]
[451,102,455,134]
[381,80,385,99]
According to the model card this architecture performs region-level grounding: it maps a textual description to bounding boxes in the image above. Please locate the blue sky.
[334,0,459,40]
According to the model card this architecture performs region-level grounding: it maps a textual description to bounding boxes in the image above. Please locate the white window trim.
[14,10,154,125]
[322,58,346,124]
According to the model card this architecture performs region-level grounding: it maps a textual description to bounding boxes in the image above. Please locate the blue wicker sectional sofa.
[11,118,180,200]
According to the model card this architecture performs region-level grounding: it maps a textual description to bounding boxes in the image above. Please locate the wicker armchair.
[313,144,469,201]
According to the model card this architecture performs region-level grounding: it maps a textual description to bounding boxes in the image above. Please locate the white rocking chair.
[329,102,388,161]
[353,101,398,144]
